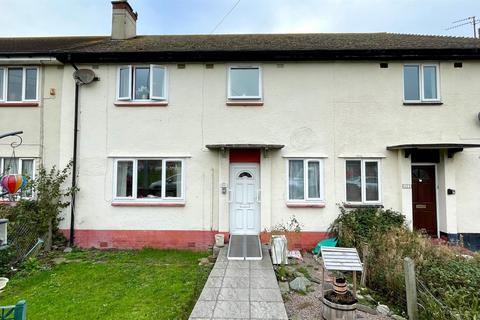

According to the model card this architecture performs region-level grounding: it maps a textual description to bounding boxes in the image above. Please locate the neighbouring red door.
[412,165,438,236]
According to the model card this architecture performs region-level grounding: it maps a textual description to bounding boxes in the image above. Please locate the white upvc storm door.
[229,164,260,235]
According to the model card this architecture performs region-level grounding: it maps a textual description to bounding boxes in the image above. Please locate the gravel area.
[279,252,391,320]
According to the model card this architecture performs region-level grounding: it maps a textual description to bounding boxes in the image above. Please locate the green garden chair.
[0,300,26,320]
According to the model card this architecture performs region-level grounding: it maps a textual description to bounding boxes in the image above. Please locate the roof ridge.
[386,32,480,40]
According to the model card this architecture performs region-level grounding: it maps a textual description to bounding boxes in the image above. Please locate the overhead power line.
[210,0,241,34]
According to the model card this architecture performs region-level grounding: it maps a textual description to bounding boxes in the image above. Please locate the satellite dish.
[73,69,96,85]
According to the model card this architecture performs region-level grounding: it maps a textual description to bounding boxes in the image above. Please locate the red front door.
[412,165,437,236]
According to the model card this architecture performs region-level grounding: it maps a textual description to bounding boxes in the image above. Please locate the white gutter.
[0,56,62,65]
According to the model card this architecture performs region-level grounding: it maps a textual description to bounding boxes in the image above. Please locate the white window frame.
[117,66,132,100]
[403,63,440,103]
[113,158,185,202]
[286,158,324,202]
[345,159,382,205]
[116,65,167,101]
[0,67,39,102]
[150,64,168,100]
[0,68,4,101]
[0,157,36,200]
[227,65,262,100]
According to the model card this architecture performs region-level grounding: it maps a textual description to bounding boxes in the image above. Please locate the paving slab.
[189,247,287,320]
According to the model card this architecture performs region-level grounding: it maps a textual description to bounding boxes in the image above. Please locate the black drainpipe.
[69,61,79,248]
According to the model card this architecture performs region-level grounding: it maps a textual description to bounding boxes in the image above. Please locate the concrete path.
[189,247,288,320]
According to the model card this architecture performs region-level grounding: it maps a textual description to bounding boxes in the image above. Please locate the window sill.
[226,100,264,106]
[403,101,443,106]
[343,203,384,209]
[286,202,326,208]
[111,201,185,207]
[114,101,168,107]
[0,102,39,107]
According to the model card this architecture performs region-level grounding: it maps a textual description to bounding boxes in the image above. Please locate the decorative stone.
[391,315,407,320]
[289,277,311,293]
[198,258,210,266]
[365,294,375,303]
[376,304,390,316]
[356,304,378,315]
[52,257,67,265]
[63,247,72,253]
[279,281,290,295]
[356,293,364,300]
[212,246,221,258]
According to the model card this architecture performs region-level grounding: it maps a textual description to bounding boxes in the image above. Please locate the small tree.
[0,161,77,251]
[30,161,77,250]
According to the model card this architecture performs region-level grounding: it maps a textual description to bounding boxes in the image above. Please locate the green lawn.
[0,249,210,320]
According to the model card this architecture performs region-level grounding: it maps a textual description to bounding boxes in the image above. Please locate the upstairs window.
[117,65,167,101]
[345,159,381,204]
[287,159,324,202]
[0,67,38,102]
[114,158,184,201]
[228,66,262,100]
[403,64,439,102]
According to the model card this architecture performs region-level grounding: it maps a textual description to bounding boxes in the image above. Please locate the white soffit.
[0,57,61,65]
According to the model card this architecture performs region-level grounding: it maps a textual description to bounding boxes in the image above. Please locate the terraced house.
[1,0,480,252]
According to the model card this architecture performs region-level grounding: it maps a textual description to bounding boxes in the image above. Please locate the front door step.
[227,234,262,260]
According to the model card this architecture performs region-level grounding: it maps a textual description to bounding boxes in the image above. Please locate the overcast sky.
[1,0,479,38]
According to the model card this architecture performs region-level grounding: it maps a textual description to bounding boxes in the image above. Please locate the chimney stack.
[111,0,137,40]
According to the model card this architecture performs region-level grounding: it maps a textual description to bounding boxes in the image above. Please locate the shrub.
[329,206,406,247]
[0,162,76,274]
[329,206,480,319]
[0,161,76,240]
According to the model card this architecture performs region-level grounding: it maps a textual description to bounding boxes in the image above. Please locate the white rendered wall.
[51,61,480,236]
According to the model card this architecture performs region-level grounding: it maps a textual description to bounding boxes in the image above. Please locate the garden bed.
[0,248,210,320]
[276,251,391,320]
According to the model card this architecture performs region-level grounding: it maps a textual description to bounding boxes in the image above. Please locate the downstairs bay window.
[114,158,184,203]
[287,159,324,203]
[345,159,381,204]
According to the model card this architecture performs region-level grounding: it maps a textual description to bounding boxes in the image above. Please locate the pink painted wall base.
[61,229,330,250]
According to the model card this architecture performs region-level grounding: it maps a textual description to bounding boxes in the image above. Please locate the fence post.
[45,219,52,251]
[360,243,368,287]
[404,257,418,320]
